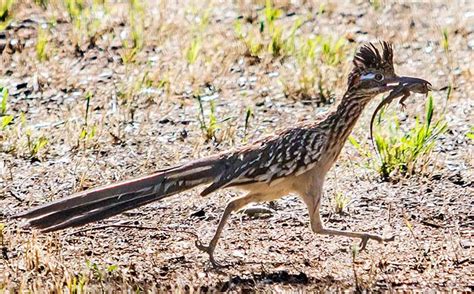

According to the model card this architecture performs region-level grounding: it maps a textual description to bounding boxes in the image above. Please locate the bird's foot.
[195,239,222,268]
[399,101,407,112]
[359,234,395,251]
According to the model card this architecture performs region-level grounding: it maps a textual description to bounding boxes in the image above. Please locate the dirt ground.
[1,0,473,292]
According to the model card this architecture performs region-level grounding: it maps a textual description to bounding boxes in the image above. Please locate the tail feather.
[37,191,166,232]
[15,156,222,232]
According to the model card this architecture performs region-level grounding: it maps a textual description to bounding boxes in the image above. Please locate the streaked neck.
[323,91,373,152]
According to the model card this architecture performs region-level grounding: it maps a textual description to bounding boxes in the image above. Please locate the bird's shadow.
[215,269,311,291]
[200,259,318,291]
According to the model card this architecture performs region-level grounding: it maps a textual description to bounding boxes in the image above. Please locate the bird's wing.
[200,126,325,196]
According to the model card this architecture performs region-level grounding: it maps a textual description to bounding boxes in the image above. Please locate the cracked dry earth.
[1,0,473,292]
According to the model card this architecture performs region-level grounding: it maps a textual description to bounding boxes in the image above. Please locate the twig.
[6,189,24,202]
[403,211,421,251]
[351,245,361,292]
[66,223,199,239]
[420,219,443,229]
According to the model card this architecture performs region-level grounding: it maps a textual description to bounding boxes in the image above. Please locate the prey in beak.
[370,76,432,157]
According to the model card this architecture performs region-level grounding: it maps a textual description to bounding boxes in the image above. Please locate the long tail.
[14,156,223,232]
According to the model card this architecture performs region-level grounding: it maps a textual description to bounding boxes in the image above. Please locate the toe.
[195,240,209,252]
[210,257,221,268]
[359,236,369,251]
[384,235,395,242]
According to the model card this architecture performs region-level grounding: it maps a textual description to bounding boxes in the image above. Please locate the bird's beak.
[386,76,432,93]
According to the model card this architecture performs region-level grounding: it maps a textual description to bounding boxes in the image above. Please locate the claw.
[358,234,395,251]
[195,239,205,250]
[195,240,221,267]
[399,102,407,112]
[359,235,369,251]
[383,235,395,242]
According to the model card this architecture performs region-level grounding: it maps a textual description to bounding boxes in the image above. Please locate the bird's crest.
[348,41,394,89]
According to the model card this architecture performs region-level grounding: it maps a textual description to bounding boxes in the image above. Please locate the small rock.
[190,208,206,218]
[239,205,274,218]
[468,39,474,50]
[232,250,245,258]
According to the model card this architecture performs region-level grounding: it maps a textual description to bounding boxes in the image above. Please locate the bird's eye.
[374,73,384,81]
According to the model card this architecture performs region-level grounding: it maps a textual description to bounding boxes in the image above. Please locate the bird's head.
[347,41,430,98]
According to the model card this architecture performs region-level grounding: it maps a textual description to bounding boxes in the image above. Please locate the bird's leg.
[195,193,259,267]
[398,91,411,112]
[304,193,394,250]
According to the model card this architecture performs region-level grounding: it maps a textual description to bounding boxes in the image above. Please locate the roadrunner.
[15,42,431,266]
